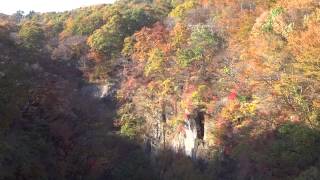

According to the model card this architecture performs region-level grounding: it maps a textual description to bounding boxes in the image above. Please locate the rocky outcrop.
[142,106,213,160]
[80,83,116,99]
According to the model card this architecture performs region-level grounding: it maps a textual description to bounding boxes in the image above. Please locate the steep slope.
[1,0,320,179]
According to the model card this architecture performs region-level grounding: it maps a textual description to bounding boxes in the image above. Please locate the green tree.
[87,21,123,57]
[176,47,202,67]
[88,7,158,57]
[65,11,104,36]
[189,24,220,53]
[122,8,156,35]
[122,36,135,57]
[18,22,44,50]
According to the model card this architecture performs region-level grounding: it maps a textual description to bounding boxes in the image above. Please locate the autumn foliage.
[2,0,320,179]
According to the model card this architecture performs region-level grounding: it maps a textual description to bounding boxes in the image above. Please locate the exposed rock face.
[184,119,198,158]
[144,109,166,155]
[80,83,116,99]
[143,107,212,160]
[180,111,210,159]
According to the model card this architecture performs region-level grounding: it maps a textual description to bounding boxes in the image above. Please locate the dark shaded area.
[154,122,320,180]
[230,123,320,180]
[0,39,157,180]
[195,111,205,140]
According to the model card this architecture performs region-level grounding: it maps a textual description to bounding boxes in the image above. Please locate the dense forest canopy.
[1,0,320,179]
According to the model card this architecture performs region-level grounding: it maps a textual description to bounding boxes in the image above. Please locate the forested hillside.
[1,0,320,179]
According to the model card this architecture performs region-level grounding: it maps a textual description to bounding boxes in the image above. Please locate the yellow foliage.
[191,85,208,106]
[167,114,184,130]
[239,100,259,116]
[144,48,165,77]
[221,101,239,120]
[169,0,198,20]
[170,22,190,48]
[160,78,175,96]
[221,96,260,123]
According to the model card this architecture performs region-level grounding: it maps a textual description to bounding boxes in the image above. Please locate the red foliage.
[228,90,237,100]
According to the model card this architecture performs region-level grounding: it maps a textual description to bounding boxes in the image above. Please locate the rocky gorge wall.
[141,106,215,160]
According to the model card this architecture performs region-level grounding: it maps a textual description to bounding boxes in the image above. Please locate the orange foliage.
[132,22,170,62]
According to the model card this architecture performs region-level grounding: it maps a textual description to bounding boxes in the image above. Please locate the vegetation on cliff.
[1,0,320,179]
